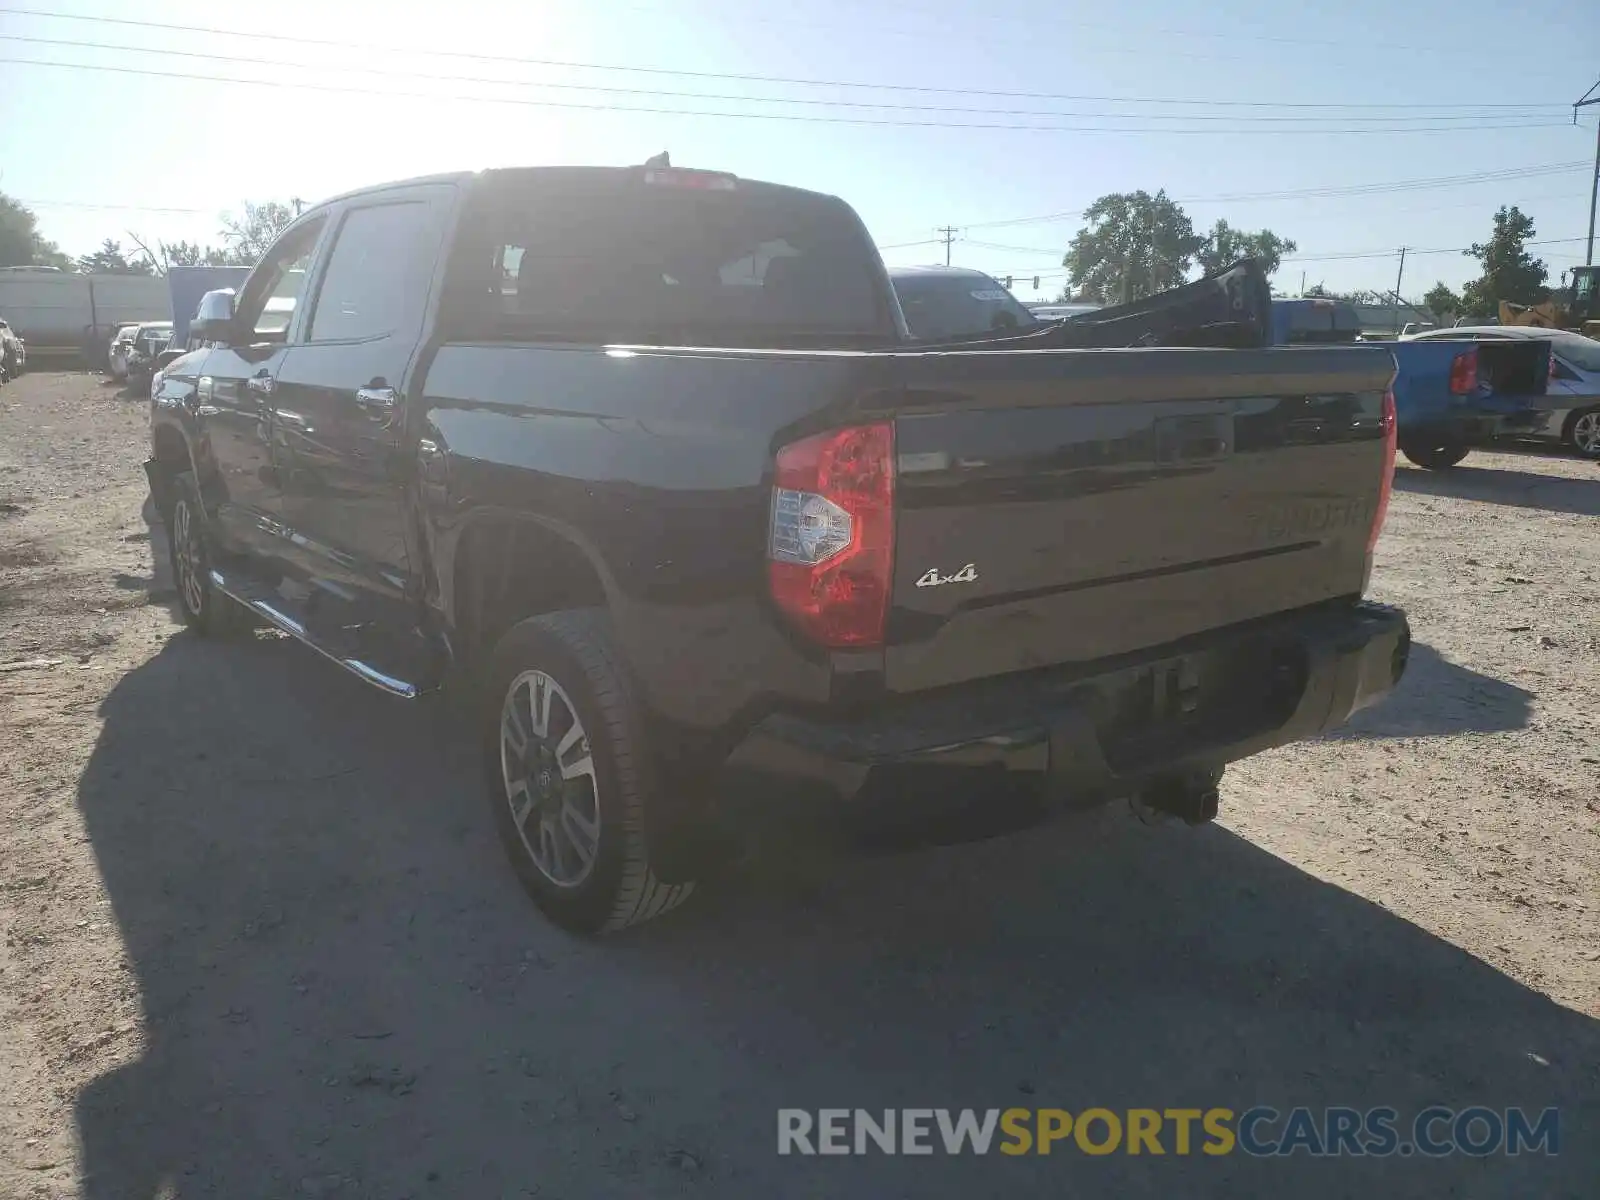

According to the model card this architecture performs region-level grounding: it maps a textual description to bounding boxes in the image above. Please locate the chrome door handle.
[355,386,398,424]
[246,373,276,396]
[355,385,397,409]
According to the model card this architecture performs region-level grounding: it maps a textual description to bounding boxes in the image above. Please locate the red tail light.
[768,423,895,648]
[1367,387,1397,555]
[1448,347,1478,395]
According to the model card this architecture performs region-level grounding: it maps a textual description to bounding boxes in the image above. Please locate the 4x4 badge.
[916,563,978,588]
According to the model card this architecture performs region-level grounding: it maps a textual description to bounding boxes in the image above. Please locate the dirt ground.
[1,370,1596,1199]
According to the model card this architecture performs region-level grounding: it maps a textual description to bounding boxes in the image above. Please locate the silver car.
[1401,325,1600,459]
[107,323,140,380]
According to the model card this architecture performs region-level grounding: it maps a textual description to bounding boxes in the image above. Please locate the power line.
[0,8,1573,112]
[13,197,209,214]
[0,33,1567,127]
[875,238,943,251]
[947,188,1593,255]
[806,0,1541,59]
[2,57,1574,137]
[969,236,1592,278]
[21,180,1590,226]
[958,161,1595,231]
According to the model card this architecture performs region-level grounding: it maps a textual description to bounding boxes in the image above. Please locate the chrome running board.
[209,568,422,699]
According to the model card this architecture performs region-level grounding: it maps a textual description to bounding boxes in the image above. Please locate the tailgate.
[884,344,1395,693]
[1461,338,1551,412]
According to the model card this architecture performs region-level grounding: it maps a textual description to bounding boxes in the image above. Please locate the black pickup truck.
[146,163,1409,933]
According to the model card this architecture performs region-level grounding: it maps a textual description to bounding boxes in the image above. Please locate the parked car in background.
[1027,301,1103,321]
[0,316,26,381]
[1272,298,1363,345]
[888,266,1041,341]
[1403,325,1600,459]
[1382,333,1552,469]
[107,322,143,380]
[124,321,174,389]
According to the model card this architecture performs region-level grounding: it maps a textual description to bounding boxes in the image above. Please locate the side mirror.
[191,288,238,344]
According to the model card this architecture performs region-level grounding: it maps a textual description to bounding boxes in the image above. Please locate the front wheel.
[1564,408,1600,459]
[483,610,695,934]
[166,472,251,636]
[1399,436,1470,470]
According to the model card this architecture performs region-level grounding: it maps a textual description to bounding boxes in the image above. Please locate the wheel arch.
[449,511,619,669]
[148,419,199,518]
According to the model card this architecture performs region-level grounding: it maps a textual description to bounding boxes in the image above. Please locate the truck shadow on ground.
[1324,640,1532,741]
[1394,461,1600,517]
[68,632,1598,1199]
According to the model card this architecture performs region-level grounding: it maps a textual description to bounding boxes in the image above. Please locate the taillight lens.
[768,423,895,648]
[1448,347,1478,395]
[1367,387,1397,555]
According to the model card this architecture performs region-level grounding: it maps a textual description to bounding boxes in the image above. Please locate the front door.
[271,189,453,625]
[198,217,326,556]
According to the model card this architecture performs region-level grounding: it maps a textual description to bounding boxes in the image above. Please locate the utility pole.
[936,226,959,267]
[1578,78,1600,265]
[1392,247,1408,334]
[291,197,306,217]
[1300,271,1306,297]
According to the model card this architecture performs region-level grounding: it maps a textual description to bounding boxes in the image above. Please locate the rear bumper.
[715,601,1409,820]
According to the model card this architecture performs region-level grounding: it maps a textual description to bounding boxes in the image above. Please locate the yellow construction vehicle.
[1497,264,1600,337]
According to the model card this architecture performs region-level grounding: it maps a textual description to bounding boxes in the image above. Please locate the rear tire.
[166,472,251,637]
[1563,408,1600,459]
[1399,436,1470,470]
[482,609,694,934]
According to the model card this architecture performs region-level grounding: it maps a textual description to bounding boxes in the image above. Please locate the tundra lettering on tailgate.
[1249,497,1371,543]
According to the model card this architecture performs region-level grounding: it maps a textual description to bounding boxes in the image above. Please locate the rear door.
[884,345,1396,692]
[271,186,454,624]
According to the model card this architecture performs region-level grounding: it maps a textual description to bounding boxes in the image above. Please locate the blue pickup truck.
[1272,298,1551,469]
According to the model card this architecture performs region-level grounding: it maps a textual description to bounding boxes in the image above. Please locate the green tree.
[0,193,71,269]
[1458,205,1547,319]
[76,238,153,275]
[1063,190,1204,303]
[1422,281,1462,321]
[1196,219,1298,278]
[125,234,248,275]
[218,200,296,263]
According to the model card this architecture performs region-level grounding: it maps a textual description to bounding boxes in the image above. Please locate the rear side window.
[309,202,433,342]
[448,177,891,344]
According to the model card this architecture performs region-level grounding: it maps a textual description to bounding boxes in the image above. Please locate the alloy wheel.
[1572,411,1600,457]
[172,499,205,616]
[499,670,601,888]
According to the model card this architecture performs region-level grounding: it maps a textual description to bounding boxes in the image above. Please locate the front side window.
[309,201,433,343]
[235,217,326,343]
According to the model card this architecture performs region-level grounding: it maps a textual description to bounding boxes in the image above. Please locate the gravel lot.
[2,370,1596,1198]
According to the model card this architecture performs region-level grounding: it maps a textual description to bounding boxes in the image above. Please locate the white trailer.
[0,268,172,361]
